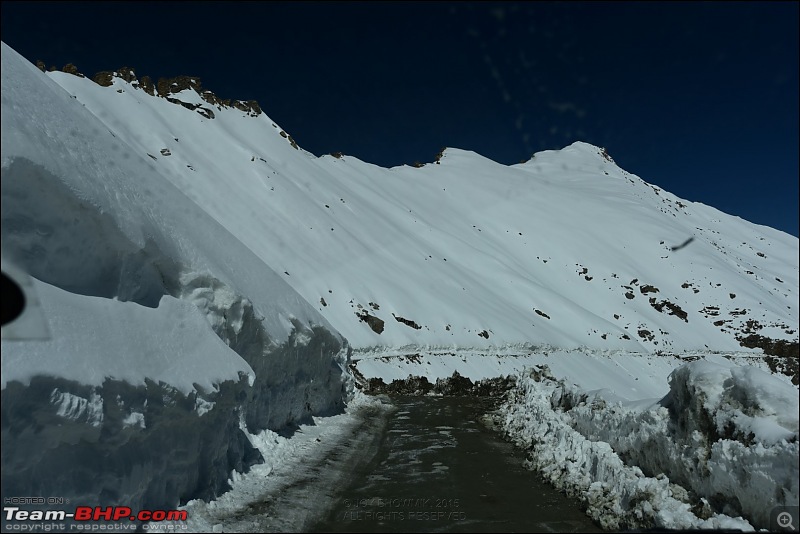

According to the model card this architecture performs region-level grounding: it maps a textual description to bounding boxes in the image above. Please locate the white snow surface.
[1,42,343,392]
[37,53,798,352]
[1,41,798,531]
[3,279,254,395]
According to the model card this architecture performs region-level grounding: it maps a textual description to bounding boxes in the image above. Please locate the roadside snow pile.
[500,362,800,530]
[162,393,393,533]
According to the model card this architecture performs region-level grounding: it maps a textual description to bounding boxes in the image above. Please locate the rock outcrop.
[49,61,265,119]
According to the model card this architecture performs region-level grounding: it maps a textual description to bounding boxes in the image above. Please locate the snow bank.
[164,393,393,533]
[666,361,798,444]
[1,41,351,513]
[500,361,799,530]
[2,279,254,395]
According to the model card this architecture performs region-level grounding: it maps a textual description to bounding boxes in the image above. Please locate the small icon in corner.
[772,507,799,531]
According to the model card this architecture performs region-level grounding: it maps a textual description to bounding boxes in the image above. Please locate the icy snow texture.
[1,42,350,512]
[501,361,799,530]
[50,388,104,427]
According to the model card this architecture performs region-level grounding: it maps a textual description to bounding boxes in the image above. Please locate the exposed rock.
[35,60,46,72]
[231,100,262,117]
[156,75,202,97]
[359,371,516,397]
[165,96,200,111]
[393,376,434,395]
[638,329,654,341]
[245,100,262,115]
[393,314,422,330]
[139,76,155,96]
[62,63,84,78]
[649,298,688,322]
[738,334,799,358]
[196,107,215,120]
[93,71,114,87]
[471,375,517,397]
[82,65,264,119]
[356,310,384,334]
[435,371,474,395]
[115,67,138,84]
[599,147,615,163]
[200,90,222,107]
[736,334,800,385]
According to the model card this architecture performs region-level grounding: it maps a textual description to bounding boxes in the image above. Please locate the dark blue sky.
[2,1,798,236]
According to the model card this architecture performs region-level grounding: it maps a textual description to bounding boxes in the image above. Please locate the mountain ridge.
[35,56,799,355]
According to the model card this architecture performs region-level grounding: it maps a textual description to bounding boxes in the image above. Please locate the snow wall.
[1,42,352,512]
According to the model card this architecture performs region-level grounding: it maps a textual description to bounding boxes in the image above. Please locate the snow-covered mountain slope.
[39,57,799,353]
[1,42,350,510]
[1,40,797,528]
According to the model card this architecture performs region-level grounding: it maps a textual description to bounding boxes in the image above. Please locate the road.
[310,395,600,533]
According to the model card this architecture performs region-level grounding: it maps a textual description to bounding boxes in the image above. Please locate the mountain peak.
[5,41,797,355]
